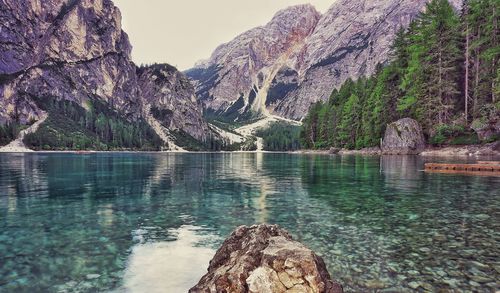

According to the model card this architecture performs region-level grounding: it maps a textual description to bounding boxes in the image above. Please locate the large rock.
[471,118,500,142]
[382,118,426,155]
[190,224,343,293]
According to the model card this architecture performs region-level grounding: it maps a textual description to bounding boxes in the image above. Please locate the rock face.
[188,0,463,121]
[382,118,426,155]
[0,0,208,145]
[190,224,343,293]
[186,4,320,121]
[137,64,209,141]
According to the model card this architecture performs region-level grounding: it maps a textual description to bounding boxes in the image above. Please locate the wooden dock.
[425,162,500,176]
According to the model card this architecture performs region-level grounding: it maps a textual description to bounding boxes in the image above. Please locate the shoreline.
[0,143,498,157]
[297,142,500,158]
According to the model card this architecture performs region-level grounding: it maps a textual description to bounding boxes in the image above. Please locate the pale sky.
[113,0,334,70]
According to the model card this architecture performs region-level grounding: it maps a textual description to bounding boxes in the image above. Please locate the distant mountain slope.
[0,0,209,150]
[186,4,321,122]
[187,0,463,121]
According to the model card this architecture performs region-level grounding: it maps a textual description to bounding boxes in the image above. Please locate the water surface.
[0,153,499,292]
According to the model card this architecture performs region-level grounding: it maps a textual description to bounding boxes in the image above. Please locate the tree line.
[24,97,164,151]
[255,122,302,151]
[301,0,498,150]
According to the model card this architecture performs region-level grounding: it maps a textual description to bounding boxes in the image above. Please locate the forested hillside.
[301,0,499,150]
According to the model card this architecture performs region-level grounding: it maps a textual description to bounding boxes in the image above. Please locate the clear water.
[0,153,499,293]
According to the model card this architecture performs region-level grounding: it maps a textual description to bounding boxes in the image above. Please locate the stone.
[468,275,493,283]
[364,279,386,289]
[493,265,500,274]
[189,224,343,293]
[468,261,490,270]
[471,118,500,141]
[408,281,420,289]
[85,274,100,280]
[433,234,447,242]
[381,118,426,155]
[420,282,433,291]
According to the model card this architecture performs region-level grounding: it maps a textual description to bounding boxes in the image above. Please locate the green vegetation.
[301,0,499,150]
[255,122,301,151]
[24,97,163,151]
[0,122,22,146]
[429,124,480,145]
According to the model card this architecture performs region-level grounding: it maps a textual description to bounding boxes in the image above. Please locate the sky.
[113,0,334,70]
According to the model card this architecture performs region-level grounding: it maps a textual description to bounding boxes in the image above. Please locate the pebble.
[468,275,493,283]
[468,261,489,270]
[474,214,490,220]
[469,280,480,287]
[365,279,386,289]
[493,265,500,274]
[85,274,101,280]
[433,234,447,241]
[408,281,420,289]
[65,281,77,287]
[442,278,459,287]
[420,283,433,291]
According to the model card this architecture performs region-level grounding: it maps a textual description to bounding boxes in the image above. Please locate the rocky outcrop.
[190,224,343,293]
[274,0,433,120]
[382,118,425,155]
[137,64,209,142]
[188,0,463,122]
[471,118,500,142]
[0,0,209,146]
[186,4,321,120]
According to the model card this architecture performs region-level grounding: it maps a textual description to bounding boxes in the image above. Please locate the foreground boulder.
[190,224,343,293]
[382,118,426,155]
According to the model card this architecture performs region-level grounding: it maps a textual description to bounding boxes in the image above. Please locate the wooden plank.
[424,169,500,177]
[424,162,500,175]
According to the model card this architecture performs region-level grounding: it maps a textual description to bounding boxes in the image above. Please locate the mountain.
[0,0,209,150]
[187,0,464,121]
[186,4,321,122]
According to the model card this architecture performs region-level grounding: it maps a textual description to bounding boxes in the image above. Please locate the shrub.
[430,124,479,146]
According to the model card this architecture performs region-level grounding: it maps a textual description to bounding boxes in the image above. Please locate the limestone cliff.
[186,4,321,121]
[0,0,209,147]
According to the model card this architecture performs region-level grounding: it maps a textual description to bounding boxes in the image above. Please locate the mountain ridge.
[187,0,464,121]
[0,0,210,150]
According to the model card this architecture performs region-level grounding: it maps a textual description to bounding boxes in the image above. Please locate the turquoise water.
[0,153,499,292]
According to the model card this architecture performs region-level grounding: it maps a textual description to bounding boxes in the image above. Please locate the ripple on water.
[0,153,498,292]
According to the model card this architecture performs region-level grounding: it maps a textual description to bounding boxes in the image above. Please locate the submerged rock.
[189,224,343,293]
[382,118,426,155]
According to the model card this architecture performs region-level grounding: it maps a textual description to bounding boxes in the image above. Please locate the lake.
[0,153,499,292]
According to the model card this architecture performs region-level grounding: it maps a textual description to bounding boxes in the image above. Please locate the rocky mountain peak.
[188,0,465,122]
[1,0,209,149]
